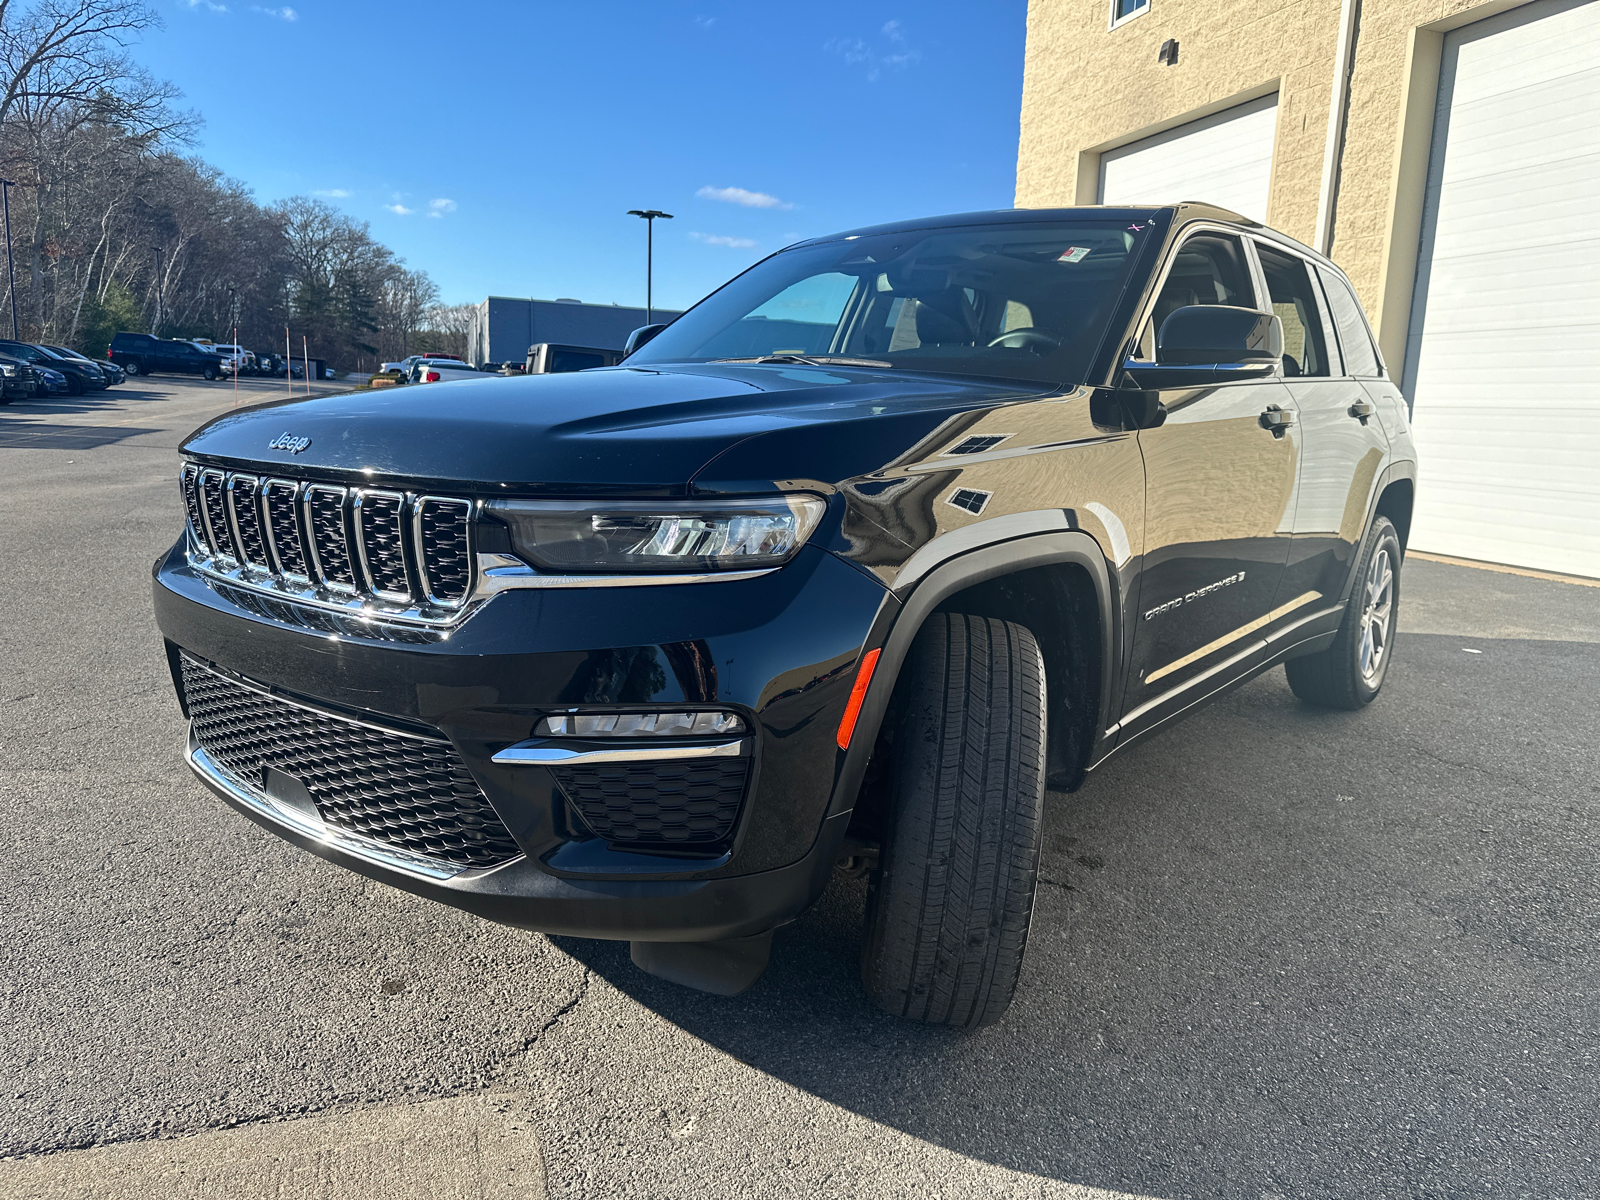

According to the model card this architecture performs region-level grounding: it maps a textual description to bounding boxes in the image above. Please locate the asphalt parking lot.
[2,377,1597,1200]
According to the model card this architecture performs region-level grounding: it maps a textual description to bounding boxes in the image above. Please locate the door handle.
[1259,404,1294,437]
[1348,399,1376,423]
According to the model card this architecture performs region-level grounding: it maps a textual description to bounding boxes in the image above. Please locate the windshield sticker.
[1127,223,1147,233]
[1056,246,1092,264]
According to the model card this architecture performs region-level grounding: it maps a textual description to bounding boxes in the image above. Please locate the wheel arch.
[829,530,1117,822]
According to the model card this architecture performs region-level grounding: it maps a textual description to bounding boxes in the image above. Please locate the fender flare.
[1338,458,1417,605]
[826,528,1118,817]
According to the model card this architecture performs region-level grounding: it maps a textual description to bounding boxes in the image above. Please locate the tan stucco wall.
[1017,0,1546,362]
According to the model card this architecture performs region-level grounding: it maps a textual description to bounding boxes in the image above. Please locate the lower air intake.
[180,655,521,870]
[550,758,750,848]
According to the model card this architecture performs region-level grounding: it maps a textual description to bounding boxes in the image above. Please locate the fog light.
[537,710,746,737]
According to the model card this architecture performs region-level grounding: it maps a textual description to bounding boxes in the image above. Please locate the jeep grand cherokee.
[153,204,1417,1028]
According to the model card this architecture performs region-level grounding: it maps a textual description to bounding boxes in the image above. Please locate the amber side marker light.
[836,648,882,751]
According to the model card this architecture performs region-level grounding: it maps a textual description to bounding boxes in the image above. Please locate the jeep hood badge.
[268,432,311,454]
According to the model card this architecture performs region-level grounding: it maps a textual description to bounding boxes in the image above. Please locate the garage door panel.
[1423,170,1599,255]
[1098,94,1278,221]
[1407,0,1600,577]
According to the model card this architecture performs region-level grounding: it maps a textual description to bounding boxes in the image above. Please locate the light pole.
[152,246,164,335]
[1,179,17,339]
[626,209,672,324]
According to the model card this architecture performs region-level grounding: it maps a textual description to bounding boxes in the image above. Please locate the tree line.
[0,0,466,369]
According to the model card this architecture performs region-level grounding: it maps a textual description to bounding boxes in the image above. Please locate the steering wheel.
[986,328,1060,351]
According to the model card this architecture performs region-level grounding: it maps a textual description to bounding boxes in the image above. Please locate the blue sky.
[141,0,1029,311]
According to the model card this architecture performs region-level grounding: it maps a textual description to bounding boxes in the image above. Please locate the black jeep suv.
[154,205,1417,1027]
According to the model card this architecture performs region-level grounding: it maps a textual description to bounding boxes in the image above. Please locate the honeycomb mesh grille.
[418,499,472,603]
[180,466,473,614]
[179,465,206,546]
[200,469,235,560]
[550,758,750,847]
[228,476,267,569]
[358,493,409,597]
[180,655,521,869]
[306,486,354,588]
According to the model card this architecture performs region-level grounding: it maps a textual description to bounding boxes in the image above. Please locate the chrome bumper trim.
[475,554,775,593]
[491,739,746,766]
[185,735,473,882]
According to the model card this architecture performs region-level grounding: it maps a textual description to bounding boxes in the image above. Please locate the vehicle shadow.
[0,421,163,449]
[555,635,1596,1199]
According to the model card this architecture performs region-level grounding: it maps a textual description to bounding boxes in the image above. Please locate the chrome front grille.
[181,463,475,624]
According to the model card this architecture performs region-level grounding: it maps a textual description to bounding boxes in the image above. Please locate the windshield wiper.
[712,354,892,368]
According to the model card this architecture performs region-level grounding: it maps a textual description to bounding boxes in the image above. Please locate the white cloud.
[696,185,791,210]
[251,4,297,18]
[690,232,758,249]
[313,188,350,199]
[426,198,457,218]
[385,203,415,216]
[181,0,229,12]
[693,14,715,27]
[826,21,922,82]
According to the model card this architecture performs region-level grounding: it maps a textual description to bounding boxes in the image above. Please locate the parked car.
[252,352,286,377]
[0,353,38,403]
[382,353,467,375]
[409,358,482,384]
[523,343,625,374]
[154,203,1416,1028]
[0,340,109,395]
[204,344,257,375]
[33,364,70,395]
[44,345,121,386]
[108,332,228,379]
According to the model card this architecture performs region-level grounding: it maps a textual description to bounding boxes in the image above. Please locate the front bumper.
[154,539,892,940]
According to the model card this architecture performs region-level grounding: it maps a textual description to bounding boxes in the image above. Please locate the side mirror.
[1122,305,1282,389]
[623,323,668,357]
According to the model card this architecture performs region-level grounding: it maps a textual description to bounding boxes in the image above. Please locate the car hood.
[180,363,1047,495]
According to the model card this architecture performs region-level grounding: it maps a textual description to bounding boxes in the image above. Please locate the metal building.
[466,297,683,368]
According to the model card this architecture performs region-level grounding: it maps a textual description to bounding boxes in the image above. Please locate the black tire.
[202,366,218,381]
[1285,516,1402,710]
[67,375,83,396]
[862,613,1047,1030]
[123,360,140,376]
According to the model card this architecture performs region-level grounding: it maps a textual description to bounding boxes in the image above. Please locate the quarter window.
[1316,266,1383,377]
[1256,244,1329,377]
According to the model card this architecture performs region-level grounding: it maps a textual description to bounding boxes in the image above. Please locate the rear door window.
[1316,267,1383,377]
[1255,244,1330,377]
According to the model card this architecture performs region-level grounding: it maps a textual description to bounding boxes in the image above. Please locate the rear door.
[1118,228,1300,736]
[1255,243,1390,625]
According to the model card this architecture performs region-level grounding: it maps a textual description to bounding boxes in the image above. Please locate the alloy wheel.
[1358,547,1393,681]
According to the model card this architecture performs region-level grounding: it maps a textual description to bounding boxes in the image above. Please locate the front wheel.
[1285,516,1402,709]
[862,613,1047,1030]
[202,366,217,381]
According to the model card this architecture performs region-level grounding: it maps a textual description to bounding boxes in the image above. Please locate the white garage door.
[1098,94,1278,221]
[1405,0,1600,578]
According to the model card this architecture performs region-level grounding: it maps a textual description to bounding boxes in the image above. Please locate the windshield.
[630,220,1145,385]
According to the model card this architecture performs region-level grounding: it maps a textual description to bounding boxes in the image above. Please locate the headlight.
[486,494,825,573]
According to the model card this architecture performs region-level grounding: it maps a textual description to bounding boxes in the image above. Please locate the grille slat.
[183,463,473,620]
[181,655,521,869]
[262,479,308,579]
[227,475,269,570]
[200,469,236,561]
[303,485,356,591]
[354,491,410,601]
[179,464,206,549]
[416,498,473,605]
[551,758,750,848]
